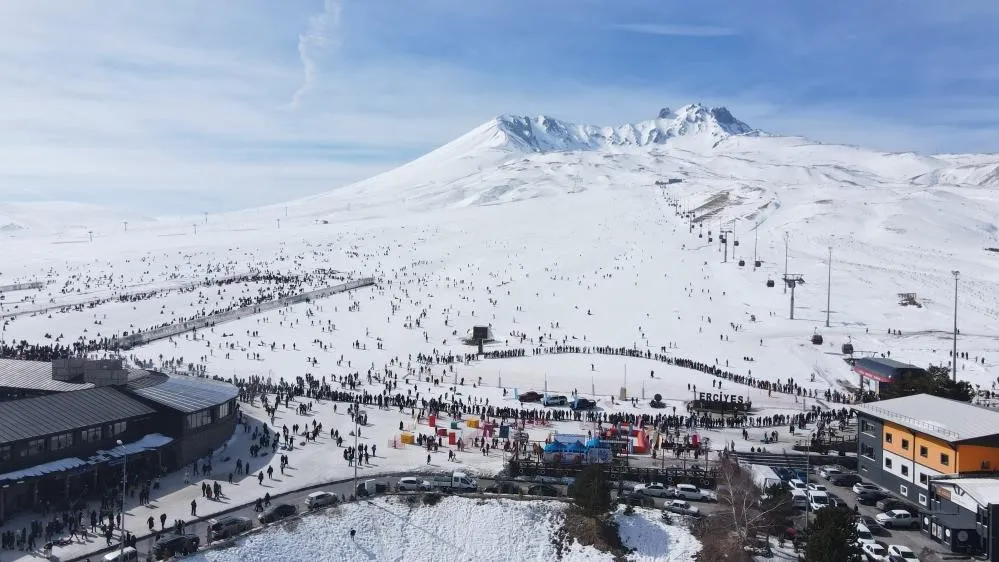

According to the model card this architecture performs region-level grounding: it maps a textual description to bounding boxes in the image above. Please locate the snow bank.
[614,506,702,562]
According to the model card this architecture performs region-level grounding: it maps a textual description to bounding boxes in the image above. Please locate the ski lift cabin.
[766,278,775,288]
[738,259,745,267]
[811,332,823,345]
[841,342,854,355]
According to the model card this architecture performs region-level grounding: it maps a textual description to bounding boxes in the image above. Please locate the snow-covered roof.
[0,457,87,482]
[853,394,999,443]
[0,358,94,392]
[934,478,999,507]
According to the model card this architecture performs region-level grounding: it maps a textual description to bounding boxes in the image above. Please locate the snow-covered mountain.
[492,103,757,152]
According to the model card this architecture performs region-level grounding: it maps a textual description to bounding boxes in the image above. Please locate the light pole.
[952,270,960,381]
[116,439,127,558]
[783,232,790,294]
[825,246,832,328]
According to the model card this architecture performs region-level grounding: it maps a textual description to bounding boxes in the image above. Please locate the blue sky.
[0,0,997,214]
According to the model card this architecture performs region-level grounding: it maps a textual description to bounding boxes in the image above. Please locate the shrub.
[571,465,612,516]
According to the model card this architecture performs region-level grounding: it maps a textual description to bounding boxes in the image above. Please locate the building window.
[885,457,893,469]
[901,439,910,450]
[23,439,45,457]
[217,401,231,419]
[886,432,893,444]
[861,419,876,435]
[0,445,10,461]
[983,461,992,470]
[919,446,928,458]
[861,444,875,460]
[900,484,908,496]
[108,421,127,437]
[902,465,909,476]
[80,427,102,443]
[50,433,73,451]
[919,473,928,485]
[919,493,927,505]
[185,409,212,430]
[941,453,950,466]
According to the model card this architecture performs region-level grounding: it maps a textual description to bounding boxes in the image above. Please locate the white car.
[634,483,671,498]
[664,499,700,516]
[304,490,338,509]
[671,483,715,501]
[397,477,431,491]
[855,523,876,546]
[806,483,828,492]
[861,542,889,561]
[853,482,881,495]
[542,395,568,406]
[887,544,920,561]
[807,490,830,511]
[875,509,919,529]
[789,478,808,490]
[819,466,843,479]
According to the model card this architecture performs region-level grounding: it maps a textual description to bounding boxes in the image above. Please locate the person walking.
[191,499,197,516]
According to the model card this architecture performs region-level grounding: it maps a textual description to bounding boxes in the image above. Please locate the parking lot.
[806,468,955,561]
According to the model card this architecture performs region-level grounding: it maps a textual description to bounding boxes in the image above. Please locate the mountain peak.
[489,103,756,153]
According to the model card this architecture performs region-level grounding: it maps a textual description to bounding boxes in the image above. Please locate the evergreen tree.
[571,465,611,516]
[805,506,862,562]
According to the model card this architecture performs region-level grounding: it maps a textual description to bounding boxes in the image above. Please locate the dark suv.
[829,473,862,487]
[258,503,297,524]
[208,515,253,540]
[152,533,200,559]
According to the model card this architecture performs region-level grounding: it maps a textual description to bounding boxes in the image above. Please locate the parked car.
[484,481,521,494]
[876,498,914,512]
[542,395,568,407]
[860,542,890,561]
[207,515,253,540]
[806,483,828,492]
[258,503,297,524]
[857,515,884,534]
[789,479,808,491]
[855,523,877,546]
[397,477,432,492]
[853,483,882,495]
[886,544,920,561]
[827,493,846,508]
[527,484,559,497]
[152,534,200,560]
[671,483,715,501]
[305,490,339,509]
[570,398,597,411]
[519,391,542,403]
[634,483,671,498]
[429,472,477,492]
[664,499,700,516]
[618,492,655,508]
[357,479,390,497]
[807,490,830,511]
[875,509,919,529]
[857,490,889,505]
[103,547,139,562]
[830,473,863,487]
[819,466,844,479]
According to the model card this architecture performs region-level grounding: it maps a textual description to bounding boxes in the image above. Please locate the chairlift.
[738,259,745,267]
[698,233,703,239]
[708,237,713,243]
[766,278,775,288]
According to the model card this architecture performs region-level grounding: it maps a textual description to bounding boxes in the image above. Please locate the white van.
[789,478,807,491]
[807,490,829,511]
[790,489,808,509]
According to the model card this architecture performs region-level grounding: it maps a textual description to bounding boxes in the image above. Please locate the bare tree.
[713,455,794,550]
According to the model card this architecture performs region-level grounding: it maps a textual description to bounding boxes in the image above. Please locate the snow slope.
[187,497,698,562]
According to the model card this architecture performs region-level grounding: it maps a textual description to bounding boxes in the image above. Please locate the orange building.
[854,394,999,510]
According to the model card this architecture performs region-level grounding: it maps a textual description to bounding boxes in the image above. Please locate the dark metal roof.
[0,387,155,444]
[854,356,924,378]
[0,358,95,392]
[125,375,238,413]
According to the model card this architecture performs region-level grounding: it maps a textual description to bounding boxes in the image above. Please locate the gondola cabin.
[841,342,854,355]
[738,260,745,266]
[811,333,824,345]
[766,279,775,288]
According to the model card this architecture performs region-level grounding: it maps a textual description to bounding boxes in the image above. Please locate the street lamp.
[783,232,790,294]
[952,270,960,381]
[116,439,127,558]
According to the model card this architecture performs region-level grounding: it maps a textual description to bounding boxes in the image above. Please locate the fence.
[506,459,718,489]
[116,277,376,349]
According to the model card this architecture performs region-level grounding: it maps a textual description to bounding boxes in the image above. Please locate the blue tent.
[585,438,603,449]
[544,442,566,453]
[566,441,586,453]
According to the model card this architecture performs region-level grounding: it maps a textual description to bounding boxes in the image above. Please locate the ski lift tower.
[783,274,805,320]
[720,228,733,262]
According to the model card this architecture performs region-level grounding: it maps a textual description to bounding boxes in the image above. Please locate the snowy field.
[2,105,998,561]
[185,497,699,562]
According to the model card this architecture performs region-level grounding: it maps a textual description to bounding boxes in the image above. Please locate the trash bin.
[429,414,436,428]
[449,432,457,445]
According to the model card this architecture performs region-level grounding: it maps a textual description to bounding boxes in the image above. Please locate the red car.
[519,391,541,403]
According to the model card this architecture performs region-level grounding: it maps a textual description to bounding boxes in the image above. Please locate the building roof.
[857,357,915,370]
[853,394,999,443]
[934,478,999,507]
[125,374,238,413]
[0,387,155,444]
[0,358,94,392]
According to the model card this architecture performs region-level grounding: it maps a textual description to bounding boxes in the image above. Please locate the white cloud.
[612,23,735,37]
[292,0,343,109]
